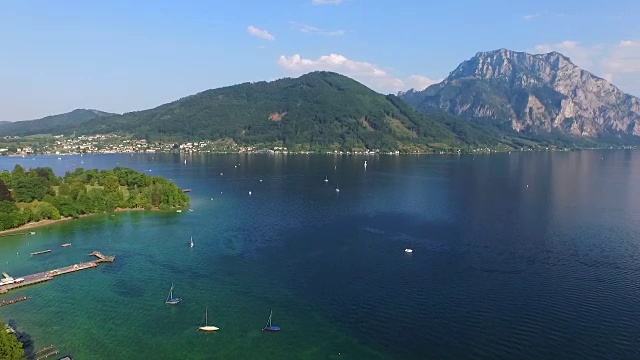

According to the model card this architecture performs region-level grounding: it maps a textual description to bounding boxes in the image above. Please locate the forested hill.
[0,166,189,231]
[62,72,466,151]
[0,109,115,136]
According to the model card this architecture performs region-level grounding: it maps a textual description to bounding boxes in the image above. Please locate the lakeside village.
[1,134,636,157]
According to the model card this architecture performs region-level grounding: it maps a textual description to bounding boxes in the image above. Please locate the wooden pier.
[0,251,115,294]
[32,345,59,360]
[30,250,52,256]
[0,295,28,307]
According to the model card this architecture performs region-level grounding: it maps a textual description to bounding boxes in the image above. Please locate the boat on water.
[198,307,219,332]
[262,310,280,332]
[165,283,182,305]
[190,236,194,248]
[61,243,71,247]
[324,175,329,183]
[404,248,413,253]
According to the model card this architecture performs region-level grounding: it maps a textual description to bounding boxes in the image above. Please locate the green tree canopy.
[0,321,24,360]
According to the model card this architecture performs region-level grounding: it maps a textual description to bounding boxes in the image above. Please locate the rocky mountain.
[20,71,527,151]
[0,109,115,136]
[401,49,640,140]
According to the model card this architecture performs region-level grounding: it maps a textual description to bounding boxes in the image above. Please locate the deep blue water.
[0,151,639,359]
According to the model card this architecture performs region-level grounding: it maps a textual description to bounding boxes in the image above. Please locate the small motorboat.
[404,248,413,253]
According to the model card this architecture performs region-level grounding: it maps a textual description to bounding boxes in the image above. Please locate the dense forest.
[0,166,189,231]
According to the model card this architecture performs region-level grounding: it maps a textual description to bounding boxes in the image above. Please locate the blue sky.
[2,0,640,121]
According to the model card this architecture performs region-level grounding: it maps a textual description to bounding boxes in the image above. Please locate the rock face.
[401,49,640,137]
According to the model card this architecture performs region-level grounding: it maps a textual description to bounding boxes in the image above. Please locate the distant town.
[1,133,635,157]
[0,134,384,156]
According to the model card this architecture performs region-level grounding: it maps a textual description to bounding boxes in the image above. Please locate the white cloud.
[405,75,440,91]
[531,40,598,68]
[523,13,541,21]
[312,0,349,4]
[603,40,640,74]
[291,22,346,36]
[530,40,640,95]
[278,53,439,93]
[247,26,275,41]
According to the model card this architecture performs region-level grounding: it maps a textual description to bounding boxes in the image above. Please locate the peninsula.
[0,165,189,232]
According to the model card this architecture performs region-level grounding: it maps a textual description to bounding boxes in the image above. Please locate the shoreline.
[0,208,152,237]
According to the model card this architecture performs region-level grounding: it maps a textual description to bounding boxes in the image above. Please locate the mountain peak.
[446,48,578,83]
[401,49,640,139]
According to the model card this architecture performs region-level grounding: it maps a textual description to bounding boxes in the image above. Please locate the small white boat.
[404,248,413,253]
[184,159,187,164]
[249,191,252,195]
[198,307,219,332]
[176,210,182,213]
[364,160,367,168]
[324,175,329,183]
[190,236,194,248]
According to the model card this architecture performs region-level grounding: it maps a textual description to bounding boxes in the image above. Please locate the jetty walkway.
[0,251,115,294]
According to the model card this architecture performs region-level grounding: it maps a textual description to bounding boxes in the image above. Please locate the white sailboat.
[198,307,219,332]
[324,175,329,183]
[190,236,194,248]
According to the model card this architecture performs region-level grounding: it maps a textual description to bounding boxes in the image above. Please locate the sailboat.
[262,310,280,332]
[198,307,219,332]
[189,236,194,248]
[335,183,340,193]
[165,283,182,305]
[324,175,329,183]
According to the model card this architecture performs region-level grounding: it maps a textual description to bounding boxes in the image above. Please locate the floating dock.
[33,345,59,360]
[0,251,115,294]
[0,295,28,307]
[30,250,52,256]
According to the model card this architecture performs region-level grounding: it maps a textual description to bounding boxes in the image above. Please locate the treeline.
[0,165,189,231]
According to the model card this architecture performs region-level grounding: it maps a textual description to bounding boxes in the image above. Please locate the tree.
[0,180,12,202]
[0,321,24,360]
[11,164,25,179]
[58,183,71,196]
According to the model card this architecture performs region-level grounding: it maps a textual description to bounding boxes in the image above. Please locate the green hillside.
[68,72,467,151]
[0,109,115,136]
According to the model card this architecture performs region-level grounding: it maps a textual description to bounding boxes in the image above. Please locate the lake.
[0,151,639,359]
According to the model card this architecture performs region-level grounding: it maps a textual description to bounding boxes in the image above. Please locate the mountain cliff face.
[401,49,640,138]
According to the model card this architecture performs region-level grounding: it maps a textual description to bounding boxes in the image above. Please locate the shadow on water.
[7,319,35,358]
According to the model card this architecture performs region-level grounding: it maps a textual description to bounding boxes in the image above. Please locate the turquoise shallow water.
[1,152,640,359]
